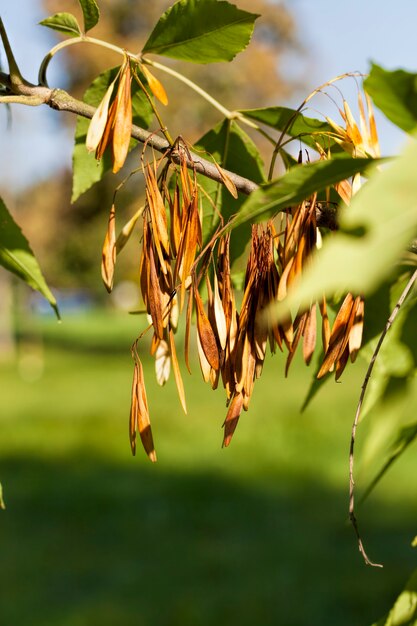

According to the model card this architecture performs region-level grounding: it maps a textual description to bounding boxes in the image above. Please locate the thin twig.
[349,268,417,567]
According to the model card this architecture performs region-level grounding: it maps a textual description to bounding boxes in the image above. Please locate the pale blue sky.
[1,0,417,191]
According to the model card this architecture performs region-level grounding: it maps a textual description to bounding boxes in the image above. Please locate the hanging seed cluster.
[107,150,364,462]
[90,62,378,461]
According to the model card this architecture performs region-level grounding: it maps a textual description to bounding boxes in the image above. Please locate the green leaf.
[240,106,340,151]
[232,156,375,227]
[0,197,59,318]
[72,67,154,202]
[364,63,417,133]
[0,482,5,510]
[270,137,417,317]
[193,119,265,263]
[362,420,417,504]
[39,13,82,37]
[142,0,258,63]
[77,0,100,32]
[371,569,417,626]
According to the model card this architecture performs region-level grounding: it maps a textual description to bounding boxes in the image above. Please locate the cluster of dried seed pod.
[120,148,365,461]
[89,64,374,460]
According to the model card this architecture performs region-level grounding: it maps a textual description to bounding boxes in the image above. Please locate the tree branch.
[0,62,258,195]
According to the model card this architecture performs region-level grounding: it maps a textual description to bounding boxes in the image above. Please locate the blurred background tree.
[13,0,301,296]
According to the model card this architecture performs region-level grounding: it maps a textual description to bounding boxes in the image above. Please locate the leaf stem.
[131,66,174,146]
[349,268,417,567]
[37,34,276,144]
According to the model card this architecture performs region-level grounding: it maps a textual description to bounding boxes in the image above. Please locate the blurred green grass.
[1,308,416,626]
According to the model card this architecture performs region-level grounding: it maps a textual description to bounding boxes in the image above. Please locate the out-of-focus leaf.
[142,0,258,63]
[0,197,59,318]
[0,482,5,510]
[240,106,340,151]
[77,0,100,32]
[272,137,417,317]
[72,67,153,202]
[39,13,82,37]
[364,63,417,134]
[233,156,374,228]
[193,119,265,264]
[362,421,417,504]
[371,569,417,626]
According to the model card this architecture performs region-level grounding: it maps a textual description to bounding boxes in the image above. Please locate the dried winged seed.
[222,392,244,448]
[343,100,363,146]
[289,234,306,287]
[115,205,144,254]
[129,363,139,456]
[352,172,362,196]
[209,366,220,390]
[195,287,219,371]
[184,287,193,374]
[244,347,256,399]
[141,64,168,106]
[213,161,238,199]
[320,296,331,353]
[254,314,267,362]
[180,157,192,208]
[196,330,211,383]
[168,327,187,413]
[112,59,132,174]
[234,333,251,394]
[317,293,355,379]
[285,312,307,377]
[326,116,350,142]
[303,302,317,366]
[96,96,117,160]
[349,296,364,362]
[277,256,294,302]
[86,79,117,152]
[169,184,182,256]
[365,91,380,156]
[147,244,164,339]
[150,332,159,357]
[358,92,368,146]
[213,273,228,350]
[136,358,157,462]
[176,198,200,310]
[169,294,179,331]
[335,179,352,205]
[101,203,116,293]
[155,339,170,386]
[146,164,170,255]
[335,344,350,381]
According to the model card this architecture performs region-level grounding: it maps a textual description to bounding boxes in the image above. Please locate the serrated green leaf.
[78,0,100,32]
[193,119,265,263]
[240,106,340,152]
[72,67,153,202]
[39,13,82,37]
[232,156,375,228]
[142,0,258,63]
[364,63,417,133]
[0,197,59,318]
[270,137,417,318]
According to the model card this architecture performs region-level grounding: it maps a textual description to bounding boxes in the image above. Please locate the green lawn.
[1,308,416,626]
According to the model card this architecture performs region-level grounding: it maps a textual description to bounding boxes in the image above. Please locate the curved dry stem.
[349,268,417,567]
[268,72,365,180]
